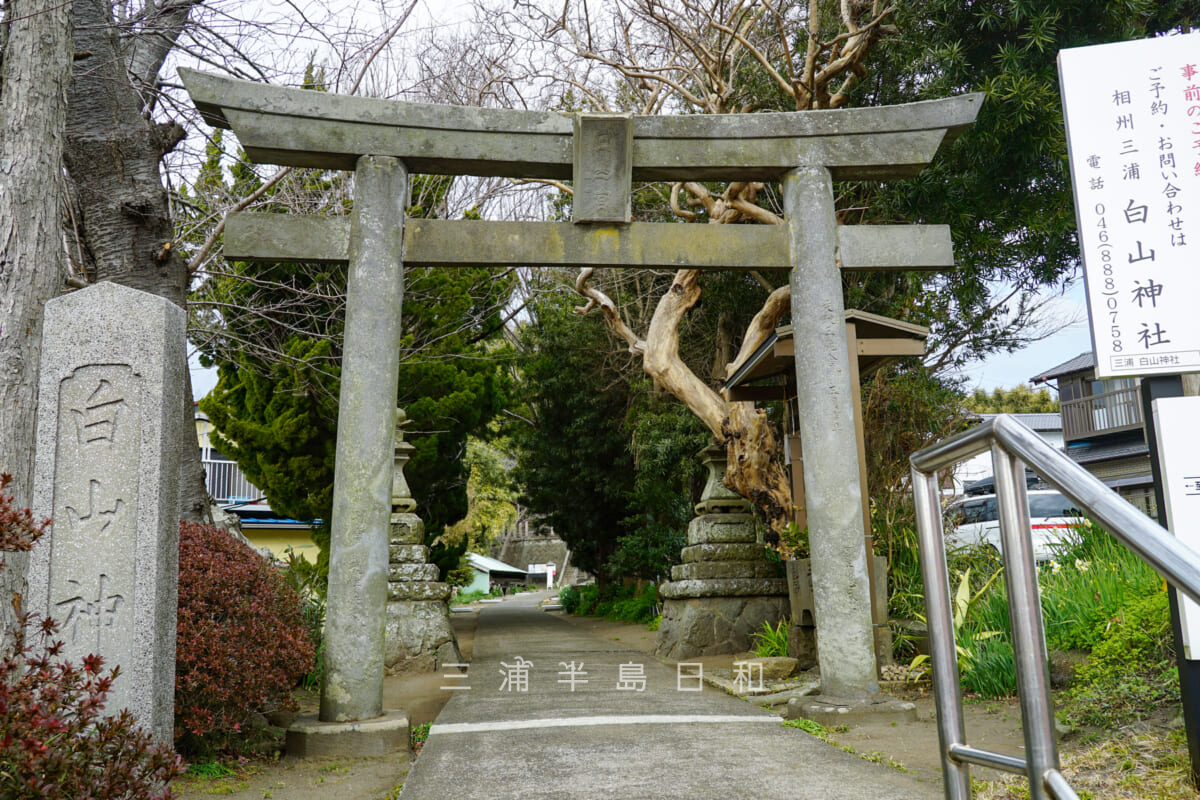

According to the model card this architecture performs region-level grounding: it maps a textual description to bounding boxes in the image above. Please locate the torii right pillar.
[785,167,891,710]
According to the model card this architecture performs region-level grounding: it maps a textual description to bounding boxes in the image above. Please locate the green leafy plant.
[410,722,432,756]
[751,619,790,658]
[0,474,183,799]
[281,548,325,693]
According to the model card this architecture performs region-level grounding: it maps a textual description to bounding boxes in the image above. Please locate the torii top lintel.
[181,69,980,271]
[180,69,981,184]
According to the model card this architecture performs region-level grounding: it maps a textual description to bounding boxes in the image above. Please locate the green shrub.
[607,584,658,624]
[175,523,315,754]
[575,584,601,616]
[558,585,581,613]
[917,520,1174,701]
[1061,591,1176,728]
[281,548,325,693]
[1040,520,1164,652]
[559,583,658,623]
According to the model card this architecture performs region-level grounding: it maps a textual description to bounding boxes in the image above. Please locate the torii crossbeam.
[182,68,980,724]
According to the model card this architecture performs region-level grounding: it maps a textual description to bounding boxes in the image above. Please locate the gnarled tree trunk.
[64,0,211,524]
[0,0,74,639]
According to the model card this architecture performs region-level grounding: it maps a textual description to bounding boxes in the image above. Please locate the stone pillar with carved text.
[29,281,186,745]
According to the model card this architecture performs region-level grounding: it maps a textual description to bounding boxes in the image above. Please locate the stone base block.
[387,581,452,602]
[653,594,789,661]
[388,562,440,582]
[783,694,917,727]
[788,624,818,669]
[286,710,410,759]
[671,561,780,581]
[686,514,758,545]
[389,544,429,563]
[658,577,787,599]
[389,513,424,545]
[384,599,462,673]
[681,542,768,563]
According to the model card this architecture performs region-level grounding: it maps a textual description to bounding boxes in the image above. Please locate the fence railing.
[1060,384,1142,440]
[909,414,1200,800]
[202,458,264,506]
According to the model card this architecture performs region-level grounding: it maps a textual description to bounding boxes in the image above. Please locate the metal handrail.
[909,414,1200,800]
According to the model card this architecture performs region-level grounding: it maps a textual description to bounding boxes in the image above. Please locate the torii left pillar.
[288,155,412,757]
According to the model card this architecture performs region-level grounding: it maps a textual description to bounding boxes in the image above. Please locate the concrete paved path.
[400,592,940,800]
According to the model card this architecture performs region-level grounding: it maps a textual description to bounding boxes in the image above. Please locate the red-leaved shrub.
[175,522,314,753]
[0,474,183,798]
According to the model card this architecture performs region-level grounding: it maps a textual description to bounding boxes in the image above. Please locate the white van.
[943,490,1083,562]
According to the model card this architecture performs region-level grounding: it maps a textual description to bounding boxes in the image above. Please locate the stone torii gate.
[181,69,980,731]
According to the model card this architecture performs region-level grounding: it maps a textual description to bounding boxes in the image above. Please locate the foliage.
[454,586,502,605]
[751,619,791,658]
[559,583,658,624]
[849,0,1200,369]
[1060,590,1177,728]
[559,585,600,618]
[558,585,582,615]
[964,384,1060,414]
[903,518,1176,701]
[175,523,315,754]
[861,366,970,566]
[604,584,659,624]
[0,473,49,554]
[512,292,639,580]
[1039,520,1165,652]
[190,130,513,577]
[410,723,432,756]
[0,476,183,799]
[443,553,476,588]
[610,395,708,580]
[280,548,326,693]
[440,436,519,557]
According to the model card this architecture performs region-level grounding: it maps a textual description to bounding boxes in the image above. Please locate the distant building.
[460,552,528,595]
[1031,352,1153,513]
[954,412,1064,495]
[195,408,319,562]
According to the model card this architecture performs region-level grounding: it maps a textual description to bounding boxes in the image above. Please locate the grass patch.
[975,724,1191,800]
[782,719,909,772]
[186,760,238,779]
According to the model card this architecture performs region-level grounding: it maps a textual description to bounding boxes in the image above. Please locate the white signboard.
[1151,396,1200,659]
[1059,34,1200,378]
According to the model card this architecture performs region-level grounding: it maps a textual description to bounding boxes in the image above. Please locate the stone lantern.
[383,408,462,673]
[653,443,788,660]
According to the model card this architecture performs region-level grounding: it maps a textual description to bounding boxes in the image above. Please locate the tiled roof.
[1030,351,1095,384]
[1065,439,1149,464]
[978,412,1062,432]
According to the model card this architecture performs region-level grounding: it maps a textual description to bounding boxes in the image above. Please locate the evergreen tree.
[186,130,513,574]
